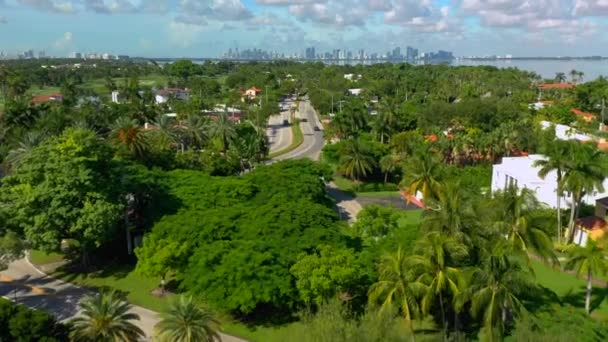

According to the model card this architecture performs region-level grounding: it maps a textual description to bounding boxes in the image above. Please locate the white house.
[491,154,608,209]
[111,91,121,104]
[243,87,262,100]
[540,120,594,143]
[344,74,362,81]
[348,88,363,96]
[155,88,189,104]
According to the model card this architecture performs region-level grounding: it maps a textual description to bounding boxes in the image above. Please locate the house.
[540,121,593,142]
[31,93,63,104]
[537,83,575,90]
[244,87,262,100]
[347,88,363,96]
[529,100,554,110]
[202,104,243,123]
[571,108,597,122]
[571,198,608,246]
[344,74,362,81]
[111,91,122,104]
[155,88,189,104]
[491,154,608,209]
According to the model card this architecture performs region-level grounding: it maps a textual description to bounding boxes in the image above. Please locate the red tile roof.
[248,87,262,92]
[31,93,63,104]
[571,108,596,122]
[576,216,608,231]
[537,83,574,90]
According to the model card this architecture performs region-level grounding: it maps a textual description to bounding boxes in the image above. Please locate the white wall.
[491,155,608,209]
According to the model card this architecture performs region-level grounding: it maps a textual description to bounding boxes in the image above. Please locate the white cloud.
[54,31,74,51]
[175,0,252,25]
[18,0,75,13]
[168,20,204,47]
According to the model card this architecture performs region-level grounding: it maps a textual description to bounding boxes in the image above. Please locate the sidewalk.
[0,258,245,342]
[326,182,362,223]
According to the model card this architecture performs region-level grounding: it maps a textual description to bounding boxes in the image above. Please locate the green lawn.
[531,260,608,317]
[356,191,402,198]
[333,176,399,195]
[28,250,65,265]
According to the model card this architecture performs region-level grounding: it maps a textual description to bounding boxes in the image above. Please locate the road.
[271,98,325,161]
[0,258,244,342]
[266,102,292,154]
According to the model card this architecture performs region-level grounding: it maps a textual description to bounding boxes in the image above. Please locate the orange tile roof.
[31,93,63,104]
[576,216,608,231]
[537,83,574,90]
[571,108,596,122]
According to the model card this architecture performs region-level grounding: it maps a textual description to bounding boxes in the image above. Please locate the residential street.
[0,258,245,342]
[266,102,292,154]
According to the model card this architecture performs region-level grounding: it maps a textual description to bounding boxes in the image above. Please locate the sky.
[1,0,608,58]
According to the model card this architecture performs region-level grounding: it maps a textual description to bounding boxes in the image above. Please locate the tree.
[369,247,426,341]
[290,245,362,305]
[0,231,25,271]
[464,242,534,342]
[338,138,376,182]
[168,60,200,81]
[534,140,574,243]
[564,240,608,314]
[111,117,150,160]
[154,296,221,342]
[209,111,236,152]
[555,72,567,84]
[401,150,443,204]
[379,154,400,184]
[1,128,124,266]
[410,232,466,341]
[563,144,608,244]
[70,291,145,342]
[490,185,556,263]
[0,298,69,341]
[135,237,190,294]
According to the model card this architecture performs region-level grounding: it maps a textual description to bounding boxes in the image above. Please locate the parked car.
[313,125,320,131]
[283,119,289,126]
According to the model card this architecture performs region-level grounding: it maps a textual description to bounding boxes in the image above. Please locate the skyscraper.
[406,46,418,60]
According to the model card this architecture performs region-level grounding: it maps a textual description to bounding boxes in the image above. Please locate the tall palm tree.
[111,117,149,160]
[411,233,466,341]
[5,131,47,168]
[563,144,608,244]
[209,111,236,152]
[423,181,475,245]
[338,138,376,182]
[154,296,221,342]
[180,115,208,150]
[555,72,567,84]
[565,240,608,314]
[569,69,579,85]
[490,185,556,263]
[464,242,534,342]
[70,291,144,342]
[401,150,443,204]
[379,154,401,184]
[369,247,426,342]
[534,140,573,243]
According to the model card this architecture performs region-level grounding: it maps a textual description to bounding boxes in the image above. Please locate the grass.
[28,250,65,265]
[333,176,400,197]
[268,115,304,158]
[53,263,174,313]
[222,321,304,342]
[531,260,608,318]
[356,191,402,198]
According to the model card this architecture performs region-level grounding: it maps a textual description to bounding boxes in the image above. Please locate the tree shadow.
[560,286,608,313]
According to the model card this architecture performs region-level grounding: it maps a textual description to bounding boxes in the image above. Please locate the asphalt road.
[271,99,325,162]
[266,104,292,154]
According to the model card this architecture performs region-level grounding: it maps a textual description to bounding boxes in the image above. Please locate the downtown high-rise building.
[406,46,419,60]
[305,47,316,60]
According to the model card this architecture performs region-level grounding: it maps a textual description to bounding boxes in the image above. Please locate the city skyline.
[2,1,608,57]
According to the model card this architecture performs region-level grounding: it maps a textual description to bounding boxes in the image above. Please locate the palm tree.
[563,144,608,244]
[379,154,401,184]
[180,115,208,150]
[464,242,534,342]
[111,117,149,160]
[490,185,556,263]
[338,138,376,182]
[411,233,466,341]
[565,240,608,314]
[423,181,475,245]
[372,100,395,144]
[70,291,145,342]
[209,111,236,152]
[154,296,221,342]
[534,140,573,243]
[369,247,426,342]
[401,150,443,204]
[569,69,579,85]
[555,72,567,84]
[5,131,46,168]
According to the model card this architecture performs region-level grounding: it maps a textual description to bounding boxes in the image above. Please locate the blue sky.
[1,0,607,57]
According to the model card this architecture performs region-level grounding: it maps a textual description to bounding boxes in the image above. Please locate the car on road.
[301,118,308,122]
[283,119,289,126]
[313,125,320,131]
